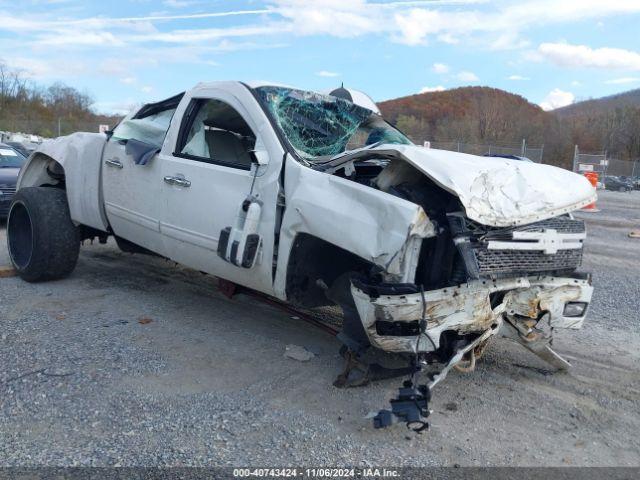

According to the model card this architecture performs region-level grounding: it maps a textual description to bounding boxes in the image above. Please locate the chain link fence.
[606,158,639,177]
[572,146,639,178]
[427,140,545,163]
[572,146,607,175]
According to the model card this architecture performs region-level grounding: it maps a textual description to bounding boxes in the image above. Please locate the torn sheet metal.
[18,133,109,231]
[502,276,593,329]
[273,156,436,297]
[427,325,500,390]
[324,145,597,228]
[350,275,593,354]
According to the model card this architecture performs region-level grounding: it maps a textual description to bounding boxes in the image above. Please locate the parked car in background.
[6,141,34,158]
[604,175,634,192]
[619,175,640,190]
[0,143,27,219]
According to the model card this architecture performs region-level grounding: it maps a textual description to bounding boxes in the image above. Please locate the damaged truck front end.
[350,212,593,362]
[253,84,596,428]
[334,151,595,386]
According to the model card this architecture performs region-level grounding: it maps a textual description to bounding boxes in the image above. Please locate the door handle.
[105,158,123,169]
[164,175,191,188]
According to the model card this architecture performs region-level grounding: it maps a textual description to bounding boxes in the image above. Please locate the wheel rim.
[7,201,34,269]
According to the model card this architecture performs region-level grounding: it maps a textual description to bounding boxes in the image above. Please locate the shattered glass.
[256,86,411,161]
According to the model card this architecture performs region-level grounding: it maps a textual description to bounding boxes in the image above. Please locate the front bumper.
[351,275,593,354]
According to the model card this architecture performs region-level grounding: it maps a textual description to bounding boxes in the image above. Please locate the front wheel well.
[19,154,66,190]
[285,233,375,308]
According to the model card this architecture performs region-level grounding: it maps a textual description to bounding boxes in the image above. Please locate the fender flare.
[18,133,109,232]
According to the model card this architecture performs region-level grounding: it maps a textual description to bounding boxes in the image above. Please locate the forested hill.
[378,86,640,168]
[378,86,549,146]
[554,88,640,118]
[0,62,120,138]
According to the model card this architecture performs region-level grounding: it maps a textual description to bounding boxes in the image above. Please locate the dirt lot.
[1,190,639,467]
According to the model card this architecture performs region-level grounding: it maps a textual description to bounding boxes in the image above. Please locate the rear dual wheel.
[7,187,80,282]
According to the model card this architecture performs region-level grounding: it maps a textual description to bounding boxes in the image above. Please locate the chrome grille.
[474,248,583,276]
[483,217,585,240]
[453,215,586,278]
[517,217,585,234]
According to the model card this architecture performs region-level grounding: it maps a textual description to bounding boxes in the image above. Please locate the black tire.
[7,187,80,282]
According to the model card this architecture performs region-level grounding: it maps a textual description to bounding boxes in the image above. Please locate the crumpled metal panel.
[17,132,109,231]
[351,275,593,354]
[326,144,597,228]
[273,156,436,298]
[502,277,593,329]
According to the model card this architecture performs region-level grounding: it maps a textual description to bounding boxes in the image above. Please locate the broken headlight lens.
[563,302,588,317]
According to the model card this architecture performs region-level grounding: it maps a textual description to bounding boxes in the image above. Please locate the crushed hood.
[328,145,597,227]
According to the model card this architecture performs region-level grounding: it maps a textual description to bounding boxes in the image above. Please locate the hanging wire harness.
[373,286,434,433]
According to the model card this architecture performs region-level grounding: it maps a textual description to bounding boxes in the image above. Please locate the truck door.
[102,97,181,255]
[159,89,283,295]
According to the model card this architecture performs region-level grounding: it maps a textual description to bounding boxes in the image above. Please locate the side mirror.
[250,149,269,166]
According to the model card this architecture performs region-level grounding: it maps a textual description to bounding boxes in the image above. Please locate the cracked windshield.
[255,86,411,161]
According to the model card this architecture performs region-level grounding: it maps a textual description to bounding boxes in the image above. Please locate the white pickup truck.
[7,82,596,412]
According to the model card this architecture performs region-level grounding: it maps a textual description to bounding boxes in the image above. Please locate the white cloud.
[5,56,87,78]
[120,76,136,84]
[571,80,582,86]
[538,42,640,70]
[419,85,446,93]
[35,31,126,47]
[432,62,449,74]
[163,0,199,8]
[456,71,479,82]
[2,0,640,111]
[540,88,575,110]
[508,75,529,80]
[2,0,639,50]
[129,24,289,44]
[604,77,640,84]
[390,1,640,48]
[2,0,639,57]
[141,85,153,93]
[316,70,340,77]
[273,0,381,38]
[489,32,530,51]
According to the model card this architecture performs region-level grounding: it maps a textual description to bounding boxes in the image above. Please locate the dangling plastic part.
[373,285,432,433]
[372,380,431,433]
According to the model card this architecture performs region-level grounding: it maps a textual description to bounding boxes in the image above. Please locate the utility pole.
[573,145,579,173]
[521,138,526,157]
[57,117,61,137]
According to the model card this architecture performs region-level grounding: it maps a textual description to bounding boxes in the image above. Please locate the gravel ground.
[1,190,639,467]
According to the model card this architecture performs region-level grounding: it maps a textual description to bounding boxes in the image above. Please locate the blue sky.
[1,0,639,114]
